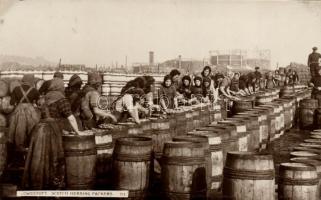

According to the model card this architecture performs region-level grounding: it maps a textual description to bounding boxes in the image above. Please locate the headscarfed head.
[21,74,35,87]
[48,78,65,93]
[88,72,102,87]
[162,75,172,88]
[182,75,192,86]
[53,71,64,79]
[201,66,212,77]
[68,74,83,88]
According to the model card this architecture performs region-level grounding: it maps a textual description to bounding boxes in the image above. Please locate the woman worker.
[22,78,83,189]
[80,72,117,129]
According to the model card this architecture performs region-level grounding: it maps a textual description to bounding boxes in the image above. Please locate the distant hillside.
[0,55,56,70]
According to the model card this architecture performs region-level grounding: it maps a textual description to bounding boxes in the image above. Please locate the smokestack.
[149,51,154,66]
[178,55,182,69]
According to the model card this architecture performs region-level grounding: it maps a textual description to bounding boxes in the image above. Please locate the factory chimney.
[149,51,154,66]
[178,55,182,69]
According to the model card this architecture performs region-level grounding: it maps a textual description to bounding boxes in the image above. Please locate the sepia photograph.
[0,0,321,199]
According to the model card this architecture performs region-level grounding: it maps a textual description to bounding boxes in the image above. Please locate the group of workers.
[5,53,307,189]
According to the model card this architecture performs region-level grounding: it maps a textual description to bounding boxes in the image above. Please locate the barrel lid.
[290,151,318,157]
[299,143,321,149]
[280,162,316,171]
[116,136,152,146]
[290,158,321,167]
[173,135,208,144]
[311,135,321,139]
[305,139,321,144]
[226,151,273,160]
[164,141,204,149]
[117,122,140,128]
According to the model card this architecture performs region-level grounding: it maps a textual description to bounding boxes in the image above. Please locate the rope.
[162,155,205,166]
[113,152,152,162]
[64,148,97,157]
[279,177,319,186]
[223,167,275,180]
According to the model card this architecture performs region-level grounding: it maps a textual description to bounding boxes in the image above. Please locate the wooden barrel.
[167,114,177,137]
[281,85,295,97]
[140,119,151,134]
[185,109,195,132]
[161,141,207,200]
[63,133,97,189]
[92,128,113,187]
[232,99,253,114]
[143,118,172,159]
[0,131,7,179]
[187,131,223,192]
[255,93,272,105]
[192,108,201,129]
[299,99,318,130]
[113,136,152,199]
[199,124,238,164]
[209,107,222,123]
[233,114,260,151]
[278,162,319,200]
[290,158,321,197]
[0,80,8,97]
[174,111,187,135]
[218,119,248,152]
[117,122,143,135]
[222,152,275,200]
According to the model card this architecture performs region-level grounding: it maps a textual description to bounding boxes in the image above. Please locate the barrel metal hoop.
[165,189,206,199]
[209,144,223,151]
[96,143,113,150]
[223,167,275,180]
[279,177,319,186]
[64,148,97,157]
[113,153,151,162]
[211,174,223,182]
[162,156,205,165]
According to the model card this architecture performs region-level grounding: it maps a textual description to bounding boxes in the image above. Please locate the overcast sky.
[0,0,320,68]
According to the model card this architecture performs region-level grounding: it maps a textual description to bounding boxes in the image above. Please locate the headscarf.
[68,74,83,87]
[88,72,102,85]
[162,75,172,88]
[203,77,211,88]
[201,66,212,77]
[194,76,203,87]
[182,75,191,86]
[53,71,64,79]
[45,78,65,105]
[21,74,35,87]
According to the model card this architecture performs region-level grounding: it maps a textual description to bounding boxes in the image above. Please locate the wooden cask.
[218,119,248,152]
[222,152,275,200]
[113,136,152,200]
[191,108,201,129]
[299,99,318,130]
[174,111,187,135]
[0,131,6,179]
[117,122,143,135]
[161,141,207,200]
[0,80,8,97]
[278,162,319,200]
[63,133,97,189]
[187,131,223,192]
[143,118,172,160]
[232,99,253,114]
[92,128,113,187]
[290,158,321,197]
[199,124,238,165]
[140,119,152,134]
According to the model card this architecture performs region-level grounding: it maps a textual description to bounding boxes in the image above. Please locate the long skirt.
[8,103,40,149]
[22,118,65,189]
